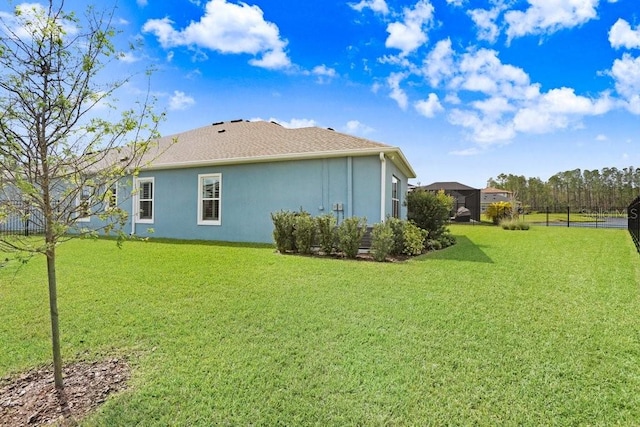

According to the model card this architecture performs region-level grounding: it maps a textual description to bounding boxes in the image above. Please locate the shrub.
[371,221,394,262]
[315,214,337,255]
[500,218,531,230]
[337,216,367,259]
[271,210,297,253]
[485,201,512,225]
[402,221,427,256]
[386,216,406,256]
[293,213,316,254]
[438,231,456,248]
[426,239,442,251]
[407,189,454,240]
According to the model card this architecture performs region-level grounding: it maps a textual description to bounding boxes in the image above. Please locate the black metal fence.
[476,205,629,229]
[526,207,628,229]
[628,196,640,252]
[0,201,45,236]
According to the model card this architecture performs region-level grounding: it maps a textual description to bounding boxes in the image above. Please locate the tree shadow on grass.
[415,235,494,263]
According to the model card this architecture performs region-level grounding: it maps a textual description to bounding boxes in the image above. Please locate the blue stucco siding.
[81,153,410,243]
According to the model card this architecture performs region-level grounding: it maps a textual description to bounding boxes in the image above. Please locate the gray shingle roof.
[144,120,416,178]
[421,181,478,191]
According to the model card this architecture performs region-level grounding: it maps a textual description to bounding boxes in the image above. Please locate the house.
[83,120,416,243]
[418,181,481,222]
[481,187,517,213]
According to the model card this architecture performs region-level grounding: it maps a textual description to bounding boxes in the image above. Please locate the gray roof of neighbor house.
[144,120,416,178]
[421,181,478,191]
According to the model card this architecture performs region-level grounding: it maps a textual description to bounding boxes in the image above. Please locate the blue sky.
[9,0,640,187]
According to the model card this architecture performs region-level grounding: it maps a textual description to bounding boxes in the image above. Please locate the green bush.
[426,239,442,251]
[407,189,454,240]
[402,221,427,256]
[500,218,531,230]
[271,210,297,253]
[315,214,337,255]
[337,216,367,259]
[371,221,394,262]
[386,216,406,256]
[438,231,456,248]
[293,213,316,254]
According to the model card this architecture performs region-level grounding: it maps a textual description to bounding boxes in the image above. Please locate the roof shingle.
[144,120,416,178]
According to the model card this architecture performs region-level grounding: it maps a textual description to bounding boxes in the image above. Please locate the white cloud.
[417,44,614,144]
[169,91,195,111]
[445,0,466,6]
[453,48,532,99]
[142,0,291,70]
[0,3,79,40]
[422,39,455,87]
[119,52,141,63]
[344,120,375,135]
[137,0,148,6]
[308,64,337,83]
[511,88,612,133]
[610,53,640,99]
[414,93,444,118]
[609,19,640,50]
[596,134,608,141]
[349,0,389,14]
[385,0,435,56]
[504,0,598,42]
[472,97,514,118]
[449,109,516,144]
[387,72,409,110]
[469,7,502,43]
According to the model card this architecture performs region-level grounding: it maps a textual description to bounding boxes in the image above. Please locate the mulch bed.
[0,358,130,426]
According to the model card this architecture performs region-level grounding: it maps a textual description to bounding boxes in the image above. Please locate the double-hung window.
[105,184,118,211]
[391,176,400,219]
[198,173,221,225]
[136,178,154,223]
[76,186,91,222]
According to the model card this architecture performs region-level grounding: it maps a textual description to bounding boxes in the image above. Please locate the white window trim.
[135,177,154,224]
[105,183,118,212]
[76,187,91,223]
[198,173,222,226]
[391,175,400,219]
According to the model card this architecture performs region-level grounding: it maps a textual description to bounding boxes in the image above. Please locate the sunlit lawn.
[1,225,639,425]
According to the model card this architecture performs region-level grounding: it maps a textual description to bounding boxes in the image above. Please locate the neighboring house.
[481,187,519,213]
[419,181,481,222]
[82,120,417,243]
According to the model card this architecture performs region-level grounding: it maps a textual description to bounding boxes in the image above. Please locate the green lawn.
[1,226,640,425]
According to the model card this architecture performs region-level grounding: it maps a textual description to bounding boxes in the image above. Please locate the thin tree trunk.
[46,245,63,389]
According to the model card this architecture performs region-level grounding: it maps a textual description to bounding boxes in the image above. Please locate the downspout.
[379,152,386,222]
[130,178,136,236]
[347,157,353,218]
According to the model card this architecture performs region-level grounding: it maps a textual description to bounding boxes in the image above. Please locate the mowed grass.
[1,225,640,425]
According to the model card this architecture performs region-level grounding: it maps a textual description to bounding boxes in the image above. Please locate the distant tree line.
[487,167,640,212]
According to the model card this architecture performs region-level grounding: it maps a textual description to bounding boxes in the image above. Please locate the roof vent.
[230,119,243,123]
[212,121,224,126]
[327,127,334,131]
[270,121,282,126]
[218,129,226,133]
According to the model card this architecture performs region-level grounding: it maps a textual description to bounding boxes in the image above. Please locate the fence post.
[546,207,549,227]
[567,206,570,227]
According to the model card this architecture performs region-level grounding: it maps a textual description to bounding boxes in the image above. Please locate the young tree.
[0,1,162,389]
[406,189,454,239]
